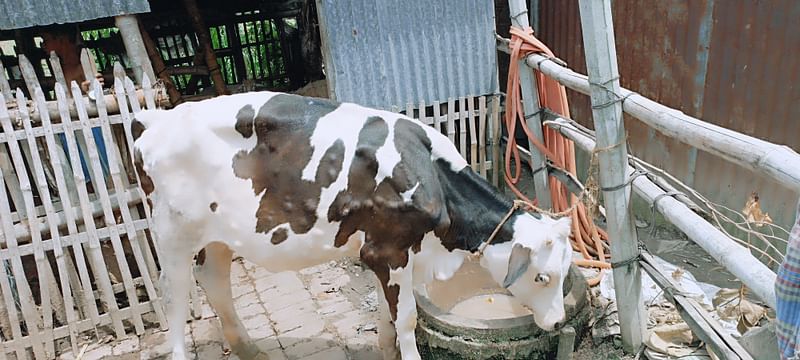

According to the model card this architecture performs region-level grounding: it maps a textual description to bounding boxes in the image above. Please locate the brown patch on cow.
[131,119,155,197]
[209,202,218,212]
[231,94,342,237]
[270,228,289,244]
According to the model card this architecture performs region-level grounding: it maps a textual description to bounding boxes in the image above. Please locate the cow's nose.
[552,321,563,330]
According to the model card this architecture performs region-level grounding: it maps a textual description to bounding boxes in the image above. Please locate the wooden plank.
[508,0,551,209]
[406,103,414,119]
[53,83,103,336]
[458,97,468,160]
[80,49,97,93]
[478,96,487,178]
[432,101,442,135]
[491,95,501,186]
[17,55,40,98]
[0,144,25,219]
[30,87,82,354]
[446,98,456,145]
[578,0,645,352]
[49,52,70,100]
[640,253,749,360]
[418,100,428,125]
[467,97,478,171]
[141,76,156,110]
[14,90,68,357]
[66,82,126,337]
[0,59,11,100]
[0,164,28,359]
[79,80,146,334]
[111,78,166,328]
[0,92,49,359]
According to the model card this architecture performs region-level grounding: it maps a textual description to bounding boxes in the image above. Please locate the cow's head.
[482,214,572,330]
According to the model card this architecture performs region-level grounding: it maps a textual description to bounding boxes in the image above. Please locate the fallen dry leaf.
[743,192,773,227]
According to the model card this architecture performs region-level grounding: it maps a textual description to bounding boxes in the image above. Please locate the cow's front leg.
[160,244,193,360]
[361,245,421,360]
[195,242,269,359]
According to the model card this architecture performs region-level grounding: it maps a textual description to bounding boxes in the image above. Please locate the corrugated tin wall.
[316,0,499,110]
[0,0,150,30]
[537,0,800,230]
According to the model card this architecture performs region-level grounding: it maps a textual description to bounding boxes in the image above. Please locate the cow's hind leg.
[361,245,421,360]
[195,242,268,359]
[159,239,194,360]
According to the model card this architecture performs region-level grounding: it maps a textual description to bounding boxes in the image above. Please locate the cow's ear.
[503,244,531,288]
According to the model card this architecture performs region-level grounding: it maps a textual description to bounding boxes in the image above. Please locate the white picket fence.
[0,72,168,359]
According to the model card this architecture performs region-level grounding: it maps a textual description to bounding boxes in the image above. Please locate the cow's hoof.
[232,342,270,360]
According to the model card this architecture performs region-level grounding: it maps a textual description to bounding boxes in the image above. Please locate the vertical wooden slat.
[467,97,478,170]
[446,98,456,145]
[49,51,70,100]
[17,55,39,98]
[418,100,427,125]
[80,49,98,93]
[0,92,48,359]
[79,81,146,333]
[111,78,166,327]
[0,97,28,359]
[0,147,24,218]
[141,76,156,110]
[30,87,81,354]
[0,59,12,100]
[53,83,103,335]
[458,97,467,159]
[67,82,126,337]
[405,103,414,119]
[432,101,442,134]
[478,96,487,178]
[491,95,501,187]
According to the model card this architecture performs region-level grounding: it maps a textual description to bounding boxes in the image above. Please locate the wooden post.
[507,0,552,209]
[0,59,13,100]
[137,23,181,105]
[182,0,229,95]
[114,15,156,85]
[577,0,645,353]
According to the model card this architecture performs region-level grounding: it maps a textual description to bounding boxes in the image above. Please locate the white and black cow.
[132,92,573,360]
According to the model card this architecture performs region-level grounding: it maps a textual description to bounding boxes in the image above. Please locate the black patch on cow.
[329,118,450,253]
[231,94,341,236]
[432,158,524,251]
[209,202,218,212]
[271,228,289,244]
[234,104,256,138]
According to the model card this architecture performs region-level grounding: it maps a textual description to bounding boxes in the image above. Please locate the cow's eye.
[534,273,550,285]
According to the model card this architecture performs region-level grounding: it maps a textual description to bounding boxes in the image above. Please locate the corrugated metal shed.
[0,0,150,30]
[316,0,499,109]
[537,0,800,230]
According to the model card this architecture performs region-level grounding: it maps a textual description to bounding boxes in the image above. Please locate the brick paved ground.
[57,258,383,360]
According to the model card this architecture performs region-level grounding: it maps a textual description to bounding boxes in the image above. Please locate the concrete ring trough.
[414,262,591,359]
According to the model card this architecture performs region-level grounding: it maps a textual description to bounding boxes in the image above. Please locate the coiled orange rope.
[505,26,610,286]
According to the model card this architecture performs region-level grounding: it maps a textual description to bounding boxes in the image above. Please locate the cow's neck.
[435,161,531,252]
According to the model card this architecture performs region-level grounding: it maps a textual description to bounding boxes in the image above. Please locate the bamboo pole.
[182,0,228,96]
[5,89,166,123]
[546,117,778,308]
[507,0,552,209]
[497,41,800,194]
[578,0,644,352]
[115,15,156,85]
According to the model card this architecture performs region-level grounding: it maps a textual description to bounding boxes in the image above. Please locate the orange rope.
[504,26,611,281]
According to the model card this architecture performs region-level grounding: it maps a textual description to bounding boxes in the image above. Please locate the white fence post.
[507,0,552,209]
[577,0,646,353]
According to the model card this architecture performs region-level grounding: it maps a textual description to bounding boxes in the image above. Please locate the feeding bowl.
[414,259,591,359]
